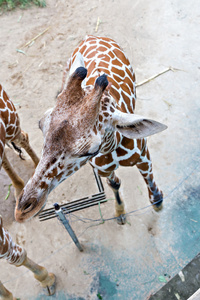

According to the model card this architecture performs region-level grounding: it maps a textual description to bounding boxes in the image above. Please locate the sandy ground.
[0,0,200,299]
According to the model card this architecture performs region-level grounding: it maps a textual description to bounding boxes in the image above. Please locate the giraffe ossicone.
[15,35,167,224]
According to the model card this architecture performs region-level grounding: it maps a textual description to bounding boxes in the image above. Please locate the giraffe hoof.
[153,202,163,212]
[42,274,56,296]
[116,214,126,225]
[43,282,56,296]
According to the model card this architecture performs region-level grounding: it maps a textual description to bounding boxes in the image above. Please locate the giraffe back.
[65,35,136,114]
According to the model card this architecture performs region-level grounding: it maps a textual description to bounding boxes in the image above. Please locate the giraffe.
[0,84,39,198]
[0,215,56,298]
[15,35,167,224]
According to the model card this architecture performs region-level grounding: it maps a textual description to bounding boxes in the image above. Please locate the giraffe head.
[15,55,167,222]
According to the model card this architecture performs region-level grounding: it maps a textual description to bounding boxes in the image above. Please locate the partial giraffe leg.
[2,153,24,199]
[136,144,163,211]
[106,172,126,225]
[1,120,24,199]
[93,163,126,225]
[21,257,56,296]
[14,131,39,167]
[0,216,56,296]
[0,281,16,300]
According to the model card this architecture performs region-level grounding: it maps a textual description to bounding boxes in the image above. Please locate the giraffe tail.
[11,142,25,160]
[0,116,6,169]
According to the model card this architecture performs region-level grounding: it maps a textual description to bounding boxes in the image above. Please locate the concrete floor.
[0,0,200,299]
[28,162,200,299]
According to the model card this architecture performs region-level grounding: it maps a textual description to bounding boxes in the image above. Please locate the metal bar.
[39,197,107,222]
[39,169,106,222]
[54,203,83,252]
[39,192,106,219]
[40,195,90,214]
[61,196,106,214]
[39,192,105,216]
[93,168,104,192]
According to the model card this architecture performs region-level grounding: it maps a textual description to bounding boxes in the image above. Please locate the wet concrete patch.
[148,169,200,297]
[90,272,118,300]
[158,179,200,264]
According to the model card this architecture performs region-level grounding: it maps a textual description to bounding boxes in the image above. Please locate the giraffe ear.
[113,111,167,139]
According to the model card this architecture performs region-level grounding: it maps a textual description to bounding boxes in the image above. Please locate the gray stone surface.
[150,253,200,300]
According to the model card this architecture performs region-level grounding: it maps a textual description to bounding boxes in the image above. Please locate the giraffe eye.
[80,148,100,158]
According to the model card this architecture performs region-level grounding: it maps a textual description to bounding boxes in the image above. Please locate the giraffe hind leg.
[136,145,163,211]
[0,281,16,300]
[146,176,163,211]
[107,172,126,225]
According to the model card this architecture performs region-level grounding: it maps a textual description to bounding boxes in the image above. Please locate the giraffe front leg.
[2,153,24,199]
[0,216,56,296]
[107,172,126,225]
[136,146,163,211]
[21,257,56,296]
[0,281,16,300]
[14,131,39,167]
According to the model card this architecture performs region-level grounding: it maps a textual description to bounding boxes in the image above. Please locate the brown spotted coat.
[15,36,166,223]
[0,84,39,198]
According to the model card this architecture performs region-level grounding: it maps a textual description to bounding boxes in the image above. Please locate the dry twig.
[95,17,100,32]
[23,26,51,48]
[136,67,182,87]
